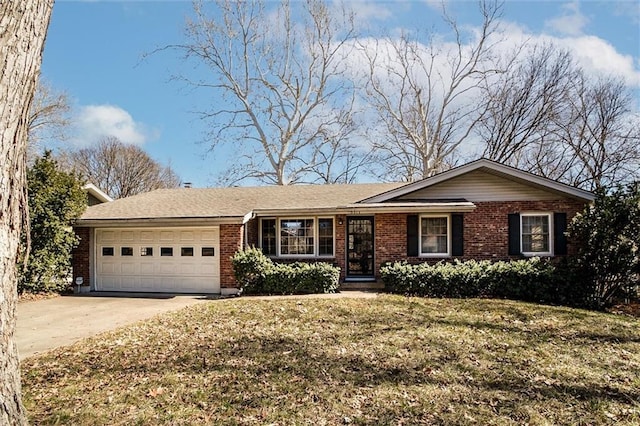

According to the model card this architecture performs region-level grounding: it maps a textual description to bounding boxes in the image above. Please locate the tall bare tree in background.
[553,75,640,190]
[478,44,575,167]
[0,1,54,423]
[167,0,359,185]
[28,79,71,153]
[479,43,640,190]
[360,0,505,182]
[59,137,181,198]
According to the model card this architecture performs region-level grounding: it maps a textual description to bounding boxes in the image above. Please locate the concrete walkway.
[16,291,378,360]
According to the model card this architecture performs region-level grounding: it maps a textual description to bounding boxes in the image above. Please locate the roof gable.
[360,159,595,203]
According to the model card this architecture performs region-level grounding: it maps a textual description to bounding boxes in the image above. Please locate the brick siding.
[375,199,586,280]
[220,223,244,289]
[72,227,91,288]
[245,200,586,284]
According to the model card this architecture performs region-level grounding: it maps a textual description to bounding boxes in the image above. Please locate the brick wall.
[72,227,91,288]
[220,224,243,289]
[373,199,586,279]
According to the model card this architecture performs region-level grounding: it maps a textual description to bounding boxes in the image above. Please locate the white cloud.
[544,1,589,36]
[497,22,640,87]
[73,104,153,146]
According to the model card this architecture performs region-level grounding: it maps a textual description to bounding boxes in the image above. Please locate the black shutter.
[508,213,521,256]
[451,214,464,256]
[407,215,419,256]
[554,212,568,255]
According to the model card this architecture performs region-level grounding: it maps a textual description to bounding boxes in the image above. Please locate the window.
[121,247,133,256]
[140,247,153,256]
[521,213,551,255]
[261,217,335,257]
[280,219,314,255]
[161,247,173,256]
[420,216,450,256]
[202,247,215,257]
[181,247,194,256]
[102,247,114,256]
[261,219,276,256]
[318,218,334,256]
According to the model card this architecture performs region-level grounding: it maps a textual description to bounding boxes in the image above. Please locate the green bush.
[18,152,87,294]
[231,248,340,295]
[381,258,582,306]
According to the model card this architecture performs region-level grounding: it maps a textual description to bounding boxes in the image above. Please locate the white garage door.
[95,227,220,293]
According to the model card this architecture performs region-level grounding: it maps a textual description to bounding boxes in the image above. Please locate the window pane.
[318,218,334,256]
[102,247,114,256]
[202,247,215,257]
[181,247,194,256]
[421,217,448,254]
[522,215,550,252]
[161,247,173,256]
[140,247,153,256]
[121,247,133,256]
[261,219,276,256]
[280,219,314,255]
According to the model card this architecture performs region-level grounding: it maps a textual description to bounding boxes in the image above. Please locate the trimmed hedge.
[232,247,340,295]
[381,258,586,306]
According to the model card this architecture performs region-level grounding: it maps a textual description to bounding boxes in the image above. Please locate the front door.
[346,216,374,278]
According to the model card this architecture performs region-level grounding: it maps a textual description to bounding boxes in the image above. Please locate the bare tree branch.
[360,0,505,182]
[158,0,360,185]
[58,137,182,198]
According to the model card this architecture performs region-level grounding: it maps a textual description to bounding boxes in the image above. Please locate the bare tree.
[0,1,53,424]
[60,137,181,198]
[478,42,640,190]
[165,0,358,185]
[28,78,71,147]
[360,0,505,182]
[478,44,576,166]
[552,75,640,190]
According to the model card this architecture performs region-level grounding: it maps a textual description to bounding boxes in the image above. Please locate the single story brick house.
[72,159,594,294]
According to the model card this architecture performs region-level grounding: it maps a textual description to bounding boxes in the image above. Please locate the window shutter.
[508,213,521,256]
[554,212,568,255]
[451,214,464,256]
[407,215,419,256]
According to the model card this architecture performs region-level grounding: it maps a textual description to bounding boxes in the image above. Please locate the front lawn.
[22,296,640,425]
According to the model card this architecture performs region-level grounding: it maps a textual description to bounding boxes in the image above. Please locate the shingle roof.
[80,182,405,221]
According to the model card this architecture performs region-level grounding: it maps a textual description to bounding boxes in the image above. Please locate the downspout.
[242,211,256,249]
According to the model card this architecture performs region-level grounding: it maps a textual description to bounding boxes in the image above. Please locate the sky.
[41,0,640,188]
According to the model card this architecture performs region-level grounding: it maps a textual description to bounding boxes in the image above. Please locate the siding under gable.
[397,170,563,202]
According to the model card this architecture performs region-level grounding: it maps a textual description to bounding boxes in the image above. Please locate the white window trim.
[259,217,277,256]
[520,212,553,257]
[419,214,451,257]
[317,217,335,257]
[260,216,335,258]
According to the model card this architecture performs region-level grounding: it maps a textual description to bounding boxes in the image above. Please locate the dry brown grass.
[22,296,640,425]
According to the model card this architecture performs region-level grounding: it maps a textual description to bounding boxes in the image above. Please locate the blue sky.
[41,0,640,187]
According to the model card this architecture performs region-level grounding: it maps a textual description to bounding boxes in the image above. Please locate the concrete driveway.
[16,293,209,360]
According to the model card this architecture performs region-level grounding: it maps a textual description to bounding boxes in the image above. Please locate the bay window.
[260,217,334,257]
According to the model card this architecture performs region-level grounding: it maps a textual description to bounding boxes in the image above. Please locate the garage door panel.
[201,231,217,241]
[139,262,155,275]
[96,227,220,293]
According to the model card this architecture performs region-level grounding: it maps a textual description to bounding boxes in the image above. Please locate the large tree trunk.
[0,1,54,424]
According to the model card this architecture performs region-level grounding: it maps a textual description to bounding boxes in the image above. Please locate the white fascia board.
[83,184,113,203]
[251,202,476,217]
[360,159,595,203]
[337,202,476,214]
[75,217,244,227]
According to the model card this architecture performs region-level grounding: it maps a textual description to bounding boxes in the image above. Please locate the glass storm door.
[346,217,374,278]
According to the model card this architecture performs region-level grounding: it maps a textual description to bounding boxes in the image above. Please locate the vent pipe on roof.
[183,182,192,188]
